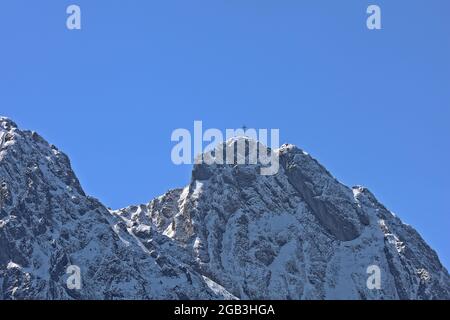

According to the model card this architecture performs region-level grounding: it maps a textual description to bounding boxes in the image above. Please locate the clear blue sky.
[0,1,449,269]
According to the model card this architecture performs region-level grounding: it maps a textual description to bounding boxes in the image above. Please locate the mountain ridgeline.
[0,117,448,300]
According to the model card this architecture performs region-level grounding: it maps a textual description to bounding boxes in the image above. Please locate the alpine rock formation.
[0,117,449,300]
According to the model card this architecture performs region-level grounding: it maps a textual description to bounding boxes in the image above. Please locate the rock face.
[0,117,449,300]
[0,118,235,300]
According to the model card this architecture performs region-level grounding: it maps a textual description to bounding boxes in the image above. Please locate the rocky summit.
[0,117,449,300]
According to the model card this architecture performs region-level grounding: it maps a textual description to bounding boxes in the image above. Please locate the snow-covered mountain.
[0,117,449,300]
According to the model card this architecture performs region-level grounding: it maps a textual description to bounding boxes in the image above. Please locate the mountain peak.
[1,118,449,300]
[0,117,17,131]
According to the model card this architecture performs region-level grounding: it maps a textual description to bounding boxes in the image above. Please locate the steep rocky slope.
[1,117,449,300]
[117,142,449,300]
[0,117,235,299]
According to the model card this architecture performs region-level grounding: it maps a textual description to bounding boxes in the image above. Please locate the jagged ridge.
[1,117,449,300]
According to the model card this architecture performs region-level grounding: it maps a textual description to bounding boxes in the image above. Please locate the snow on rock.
[0,118,233,300]
[1,118,449,300]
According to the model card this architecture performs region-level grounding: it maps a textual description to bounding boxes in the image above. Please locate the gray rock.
[0,119,448,300]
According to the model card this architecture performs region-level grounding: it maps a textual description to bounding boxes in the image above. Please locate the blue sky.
[0,1,449,269]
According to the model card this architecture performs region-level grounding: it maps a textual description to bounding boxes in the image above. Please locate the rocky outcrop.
[0,117,235,300]
[1,117,449,300]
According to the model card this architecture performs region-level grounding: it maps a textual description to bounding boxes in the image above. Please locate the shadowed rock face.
[1,118,449,300]
[279,146,365,241]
